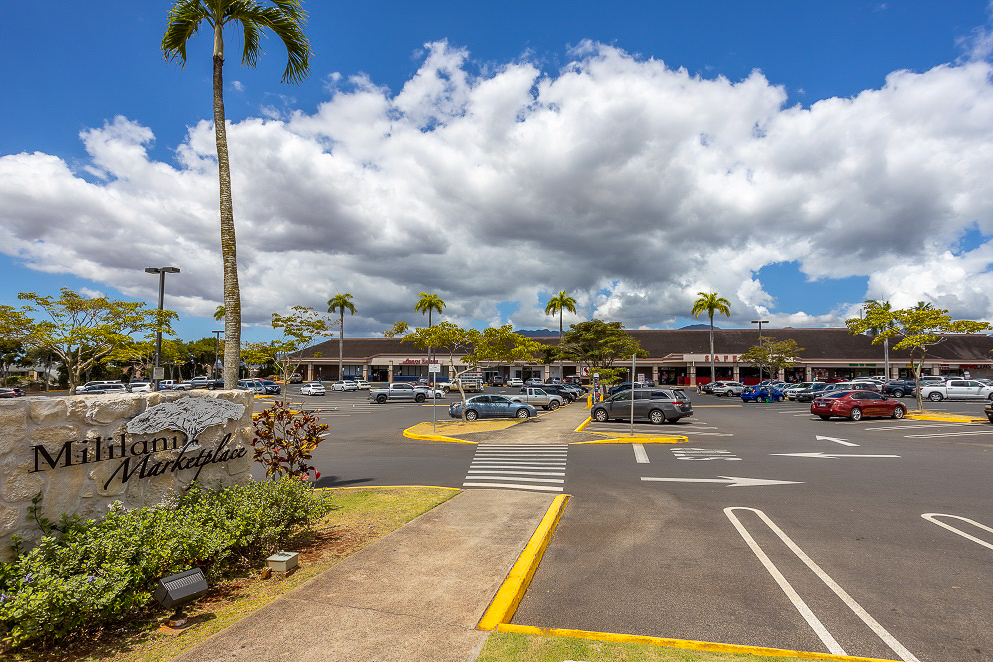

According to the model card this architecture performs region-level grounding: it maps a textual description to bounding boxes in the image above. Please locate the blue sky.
[2,1,993,342]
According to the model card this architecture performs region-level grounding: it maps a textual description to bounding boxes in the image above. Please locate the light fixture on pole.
[751,320,770,381]
[212,330,224,379]
[145,266,181,391]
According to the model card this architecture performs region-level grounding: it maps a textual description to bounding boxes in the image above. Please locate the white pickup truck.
[510,387,563,410]
[918,379,993,401]
[368,383,443,403]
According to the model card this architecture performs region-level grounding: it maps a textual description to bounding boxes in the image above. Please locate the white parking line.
[922,514,993,551]
[904,430,993,438]
[725,507,920,662]
[865,423,974,431]
[632,443,649,463]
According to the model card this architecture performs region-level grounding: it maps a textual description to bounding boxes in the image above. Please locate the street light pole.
[751,319,770,381]
[212,330,224,379]
[145,266,181,391]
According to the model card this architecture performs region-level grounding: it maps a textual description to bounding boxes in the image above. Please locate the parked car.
[189,376,223,389]
[783,382,814,400]
[354,379,370,389]
[369,383,432,403]
[78,383,128,395]
[0,388,19,398]
[711,381,745,397]
[741,385,785,402]
[258,379,281,395]
[538,384,576,402]
[590,387,693,424]
[795,382,830,402]
[300,381,326,396]
[7,387,25,396]
[127,381,152,393]
[881,379,917,398]
[288,373,304,384]
[158,380,192,391]
[919,379,993,402]
[511,387,563,410]
[74,380,124,394]
[700,381,719,395]
[985,401,993,423]
[810,390,907,421]
[236,379,267,394]
[449,395,537,421]
[506,377,524,387]
[524,378,544,386]
[331,380,358,392]
[489,375,504,386]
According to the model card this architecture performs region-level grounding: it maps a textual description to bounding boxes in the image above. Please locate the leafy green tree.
[691,291,731,385]
[847,306,991,409]
[327,293,356,380]
[162,0,312,389]
[0,338,26,383]
[270,305,335,389]
[862,299,896,377]
[13,289,175,392]
[403,323,543,417]
[558,319,647,393]
[741,338,804,383]
[383,321,410,338]
[545,290,577,377]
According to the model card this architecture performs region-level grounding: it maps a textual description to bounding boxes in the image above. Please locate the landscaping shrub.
[0,478,334,649]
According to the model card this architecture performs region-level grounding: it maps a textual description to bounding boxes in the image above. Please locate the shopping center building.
[294,328,993,385]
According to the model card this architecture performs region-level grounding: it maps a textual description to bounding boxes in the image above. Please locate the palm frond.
[225,1,311,83]
[162,0,212,65]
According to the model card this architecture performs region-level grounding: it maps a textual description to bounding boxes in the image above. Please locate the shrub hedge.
[0,478,334,649]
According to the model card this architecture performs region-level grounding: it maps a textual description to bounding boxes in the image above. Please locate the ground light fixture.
[153,567,208,627]
[145,266,181,391]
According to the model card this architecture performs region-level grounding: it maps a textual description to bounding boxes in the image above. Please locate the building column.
[732,363,739,382]
[688,363,696,386]
[805,365,812,381]
[306,363,313,381]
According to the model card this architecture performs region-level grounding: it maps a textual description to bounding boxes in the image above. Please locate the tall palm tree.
[691,291,731,386]
[414,292,445,327]
[545,290,577,379]
[864,299,895,378]
[414,292,445,368]
[328,293,355,380]
[163,0,311,388]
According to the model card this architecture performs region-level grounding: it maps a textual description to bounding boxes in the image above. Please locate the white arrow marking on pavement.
[772,452,900,459]
[815,435,859,447]
[641,476,802,487]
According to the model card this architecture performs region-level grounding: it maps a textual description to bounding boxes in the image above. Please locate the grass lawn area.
[478,631,843,662]
[8,486,458,662]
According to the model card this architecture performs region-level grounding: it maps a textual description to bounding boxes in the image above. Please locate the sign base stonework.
[0,390,254,559]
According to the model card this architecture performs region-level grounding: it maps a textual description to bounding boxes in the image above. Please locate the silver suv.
[591,388,693,424]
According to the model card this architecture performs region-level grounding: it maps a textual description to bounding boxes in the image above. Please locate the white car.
[330,381,357,392]
[74,380,124,394]
[128,381,152,393]
[506,378,523,387]
[300,382,326,396]
[711,381,744,396]
[354,379,370,389]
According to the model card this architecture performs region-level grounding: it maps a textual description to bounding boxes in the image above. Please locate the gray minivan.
[591,388,693,424]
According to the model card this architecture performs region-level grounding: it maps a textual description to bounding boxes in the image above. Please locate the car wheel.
[516,408,530,419]
[443,386,450,393]
[548,400,560,410]
[892,406,906,419]
[376,394,387,403]
[987,415,993,424]
[415,394,426,403]
[649,409,664,424]
[849,407,863,421]
[892,389,904,398]
[465,410,478,421]
[593,409,608,422]
[776,395,785,402]
[819,415,831,420]
[928,392,943,402]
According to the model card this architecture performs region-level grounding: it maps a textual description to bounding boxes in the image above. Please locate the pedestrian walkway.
[462,444,568,492]
[462,402,594,445]
[176,489,555,662]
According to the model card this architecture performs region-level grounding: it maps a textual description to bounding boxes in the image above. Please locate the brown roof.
[297,328,993,363]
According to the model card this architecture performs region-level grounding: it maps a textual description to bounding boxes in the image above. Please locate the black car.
[795,382,831,402]
[986,402,993,423]
[258,379,282,395]
[881,379,917,398]
[700,381,718,394]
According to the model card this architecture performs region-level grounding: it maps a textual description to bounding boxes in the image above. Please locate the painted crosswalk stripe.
[462,482,562,492]
[467,470,564,476]
[463,444,568,492]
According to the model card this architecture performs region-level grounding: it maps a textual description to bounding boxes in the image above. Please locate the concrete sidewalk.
[175,489,555,662]
[462,401,593,445]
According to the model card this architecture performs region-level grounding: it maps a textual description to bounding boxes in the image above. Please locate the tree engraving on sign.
[126,397,245,450]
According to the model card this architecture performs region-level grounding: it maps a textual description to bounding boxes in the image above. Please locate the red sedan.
[810,390,907,421]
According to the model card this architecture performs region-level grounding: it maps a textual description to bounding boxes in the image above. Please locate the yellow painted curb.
[574,417,592,432]
[402,426,477,444]
[572,435,689,444]
[905,411,986,423]
[477,494,571,631]
[495,624,900,661]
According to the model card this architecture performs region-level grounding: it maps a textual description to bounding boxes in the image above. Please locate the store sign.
[400,359,440,365]
[30,397,246,490]
[699,355,739,362]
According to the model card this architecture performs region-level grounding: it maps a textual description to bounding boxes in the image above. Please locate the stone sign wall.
[0,390,254,559]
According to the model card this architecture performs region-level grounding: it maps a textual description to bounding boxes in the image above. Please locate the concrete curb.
[495,624,902,661]
[321,485,461,491]
[572,436,689,444]
[573,417,592,432]
[477,494,570,630]
[905,411,987,423]
[402,426,477,444]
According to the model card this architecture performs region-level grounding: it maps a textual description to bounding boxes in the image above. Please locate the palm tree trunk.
[559,308,564,380]
[338,311,344,380]
[213,44,242,390]
[708,312,715,386]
